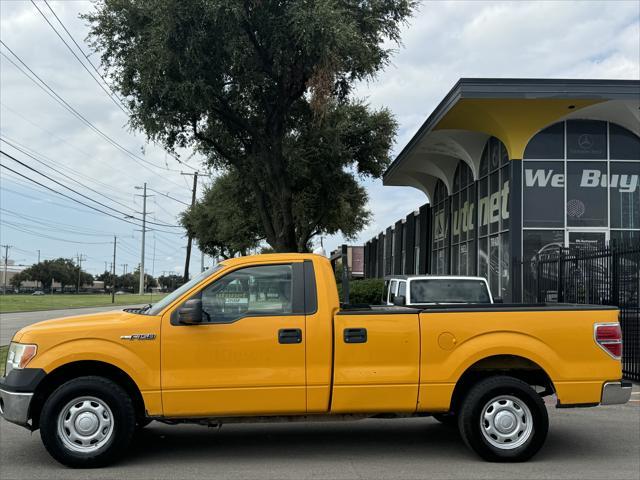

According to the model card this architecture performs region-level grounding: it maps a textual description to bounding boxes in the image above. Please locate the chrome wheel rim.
[480,395,533,450]
[57,396,114,453]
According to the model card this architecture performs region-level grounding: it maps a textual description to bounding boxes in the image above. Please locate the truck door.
[161,262,308,417]
[331,312,420,413]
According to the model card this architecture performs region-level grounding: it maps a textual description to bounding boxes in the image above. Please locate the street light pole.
[111,236,117,303]
[1,244,11,294]
[137,183,148,295]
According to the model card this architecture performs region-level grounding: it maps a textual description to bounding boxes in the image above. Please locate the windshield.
[409,279,491,304]
[145,264,224,315]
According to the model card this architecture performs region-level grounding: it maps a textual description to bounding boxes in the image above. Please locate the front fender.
[28,338,160,393]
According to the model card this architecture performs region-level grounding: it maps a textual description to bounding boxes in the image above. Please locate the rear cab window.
[409,279,491,304]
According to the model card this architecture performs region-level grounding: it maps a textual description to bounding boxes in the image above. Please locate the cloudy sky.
[1,1,639,276]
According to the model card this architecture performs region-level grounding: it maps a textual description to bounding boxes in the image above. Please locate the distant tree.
[18,258,85,291]
[181,171,262,259]
[85,0,413,252]
[9,271,27,289]
[158,274,184,291]
[131,267,157,293]
[96,270,115,289]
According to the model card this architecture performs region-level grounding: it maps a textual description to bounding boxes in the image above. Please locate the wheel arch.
[448,354,556,415]
[29,360,146,430]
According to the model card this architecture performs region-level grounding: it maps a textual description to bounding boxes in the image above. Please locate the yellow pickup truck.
[0,253,631,467]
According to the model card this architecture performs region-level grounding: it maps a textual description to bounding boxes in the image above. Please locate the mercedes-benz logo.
[578,134,593,150]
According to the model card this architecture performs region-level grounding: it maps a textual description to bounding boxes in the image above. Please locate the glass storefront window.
[489,235,500,297]
[500,232,511,302]
[451,162,476,276]
[431,180,450,275]
[477,137,510,300]
[524,122,564,159]
[522,230,565,263]
[610,124,640,160]
[610,161,640,229]
[567,120,607,159]
[611,230,640,244]
[522,120,639,302]
[566,161,608,227]
[523,161,565,228]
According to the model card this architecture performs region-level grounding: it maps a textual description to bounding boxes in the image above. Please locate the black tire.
[458,375,548,462]
[39,376,136,468]
[433,413,457,427]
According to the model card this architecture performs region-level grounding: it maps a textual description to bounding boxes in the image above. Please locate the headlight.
[5,342,37,376]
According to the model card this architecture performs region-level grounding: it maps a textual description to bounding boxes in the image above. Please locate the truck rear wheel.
[39,376,135,468]
[458,375,548,462]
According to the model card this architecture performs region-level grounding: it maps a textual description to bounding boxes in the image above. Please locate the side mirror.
[493,297,504,304]
[178,298,204,324]
[393,295,406,306]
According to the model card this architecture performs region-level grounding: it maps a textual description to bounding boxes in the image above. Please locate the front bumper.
[0,388,33,428]
[601,381,633,405]
[0,368,45,430]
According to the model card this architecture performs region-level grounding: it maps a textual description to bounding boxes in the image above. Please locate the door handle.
[278,328,302,344]
[344,328,367,343]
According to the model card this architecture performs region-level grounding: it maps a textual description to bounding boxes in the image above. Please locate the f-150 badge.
[120,334,156,341]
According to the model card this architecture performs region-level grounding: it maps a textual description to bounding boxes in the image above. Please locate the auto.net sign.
[525,168,639,193]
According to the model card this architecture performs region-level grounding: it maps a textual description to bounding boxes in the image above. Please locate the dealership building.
[363,79,640,301]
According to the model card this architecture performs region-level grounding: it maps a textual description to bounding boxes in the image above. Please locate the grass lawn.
[0,345,7,376]
[0,293,167,314]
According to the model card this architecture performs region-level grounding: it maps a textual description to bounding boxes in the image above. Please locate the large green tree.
[15,259,92,291]
[85,0,413,252]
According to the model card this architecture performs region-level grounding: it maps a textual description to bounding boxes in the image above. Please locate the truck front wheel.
[39,376,136,468]
[458,375,548,462]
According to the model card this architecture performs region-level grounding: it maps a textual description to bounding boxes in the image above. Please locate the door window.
[201,264,293,323]
[389,280,398,303]
[398,281,407,298]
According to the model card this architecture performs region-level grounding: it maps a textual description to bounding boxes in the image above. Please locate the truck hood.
[15,309,151,343]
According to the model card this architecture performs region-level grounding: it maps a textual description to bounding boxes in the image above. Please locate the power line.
[147,188,190,206]
[1,221,113,245]
[1,149,181,228]
[41,0,200,173]
[1,103,137,198]
[1,159,150,230]
[43,0,128,111]
[0,208,117,236]
[1,137,137,213]
[31,0,128,114]
[0,41,190,188]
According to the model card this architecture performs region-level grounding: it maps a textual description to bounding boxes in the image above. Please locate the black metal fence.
[522,241,640,382]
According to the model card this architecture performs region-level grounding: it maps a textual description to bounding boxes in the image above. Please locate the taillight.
[595,323,622,359]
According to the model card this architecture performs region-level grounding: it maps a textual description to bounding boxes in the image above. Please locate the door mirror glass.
[178,298,204,325]
[393,295,406,306]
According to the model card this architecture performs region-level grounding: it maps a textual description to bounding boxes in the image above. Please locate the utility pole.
[1,245,11,294]
[121,264,128,276]
[76,253,87,293]
[104,261,108,273]
[37,249,41,264]
[201,248,205,273]
[181,172,198,282]
[135,183,149,295]
[111,236,117,303]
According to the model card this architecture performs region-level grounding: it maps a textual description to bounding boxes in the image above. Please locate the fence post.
[610,241,619,306]
[536,260,542,303]
[557,250,565,303]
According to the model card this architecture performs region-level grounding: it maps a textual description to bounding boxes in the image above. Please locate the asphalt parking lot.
[1,392,638,480]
